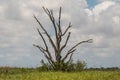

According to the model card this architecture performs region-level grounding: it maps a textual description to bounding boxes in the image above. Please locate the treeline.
[86,67,120,71]
[0,67,34,74]
[0,65,119,73]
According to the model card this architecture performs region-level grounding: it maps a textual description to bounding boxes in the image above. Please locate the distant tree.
[33,7,92,71]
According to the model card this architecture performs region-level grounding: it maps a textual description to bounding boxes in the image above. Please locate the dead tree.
[33,7,92,70]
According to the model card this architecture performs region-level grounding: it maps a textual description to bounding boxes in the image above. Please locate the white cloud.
[0,0,120,67]
[70,0,120,67]
[112,16,120,24]
[92,1,115,15]
[0,5,3,13]
[85,1,116,21]
[98,0,120,3]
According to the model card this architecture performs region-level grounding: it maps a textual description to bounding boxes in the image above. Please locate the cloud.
[0,0,120,67]
[98,0,120,3]
[92,1,115,15]
[70,0,120,67]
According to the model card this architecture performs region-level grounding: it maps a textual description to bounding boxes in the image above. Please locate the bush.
[74,60,86,71]
[37,60,86,72]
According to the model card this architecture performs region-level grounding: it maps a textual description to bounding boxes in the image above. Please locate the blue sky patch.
[86,0,98,8]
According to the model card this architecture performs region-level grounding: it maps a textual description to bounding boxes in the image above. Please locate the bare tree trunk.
[33,7,92,71]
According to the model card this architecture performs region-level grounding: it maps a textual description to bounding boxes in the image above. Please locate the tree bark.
[33,7,92,70]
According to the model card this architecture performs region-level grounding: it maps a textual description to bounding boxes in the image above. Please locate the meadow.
[0,68,120,80]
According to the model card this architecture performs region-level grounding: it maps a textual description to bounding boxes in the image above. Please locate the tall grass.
[0,69,120,80]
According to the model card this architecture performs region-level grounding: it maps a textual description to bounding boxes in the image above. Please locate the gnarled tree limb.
[33,7,92,71]
[62,39,92,62]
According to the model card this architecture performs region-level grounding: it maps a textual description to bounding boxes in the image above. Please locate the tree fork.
[33,7,92,71]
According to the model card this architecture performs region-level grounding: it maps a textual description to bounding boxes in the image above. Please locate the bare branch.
[62,22,72,36]
[33,44,46,54]
[43,7,58,38]
[37,28,48,50]
[33,7,93,71]
[62,49,76,62]
[33,15,46,32]
[67,52,74,64]
[62,39,92,62]
[60,32,71,52]
[42,7,50,16]
[34,15,57,53]
[33,44,54,64]
[58,7,62,35]
[43,53,55,67]
[36,27,54,62]
[42,7,60,58]
[68,39,92,52]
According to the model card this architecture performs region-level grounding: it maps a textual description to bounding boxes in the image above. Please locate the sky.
[0,0,120,68]
[86,0,98,8]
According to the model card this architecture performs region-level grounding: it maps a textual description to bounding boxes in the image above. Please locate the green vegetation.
[37,60,86,72]
[0,67,120,80]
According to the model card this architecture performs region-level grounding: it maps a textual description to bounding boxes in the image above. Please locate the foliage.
[37,60,86,72]
[87,67,120,71]
[0,67,34,74]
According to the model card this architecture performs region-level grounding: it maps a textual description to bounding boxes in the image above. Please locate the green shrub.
[37,60,86,72]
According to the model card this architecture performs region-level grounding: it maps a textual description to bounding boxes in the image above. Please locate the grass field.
[0,69,120,80]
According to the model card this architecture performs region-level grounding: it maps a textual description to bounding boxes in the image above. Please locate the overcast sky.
[0,0,120,68]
